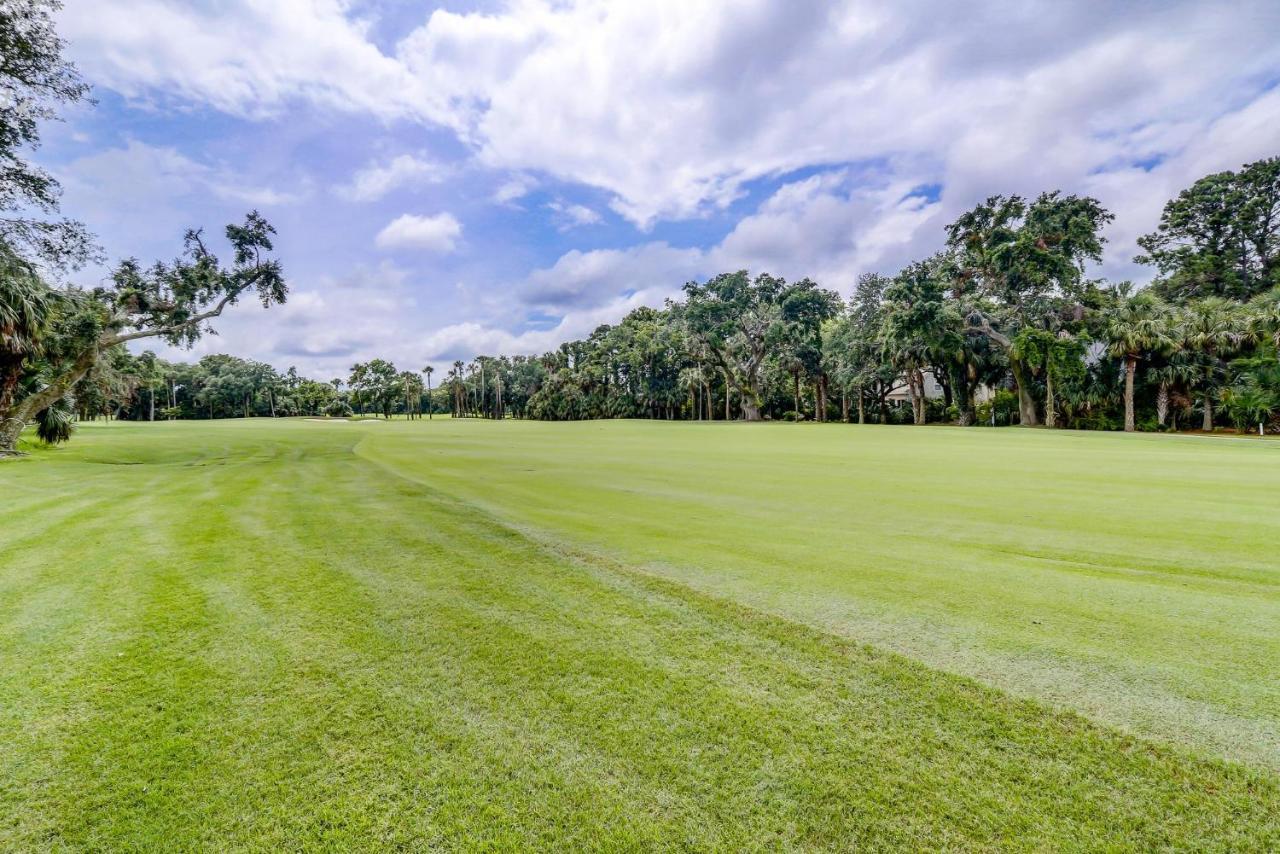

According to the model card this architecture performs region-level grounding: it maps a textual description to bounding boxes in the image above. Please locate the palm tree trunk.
[1123,356,1136,432]
[1202,395,1214,432]
[1156,383,1168,428]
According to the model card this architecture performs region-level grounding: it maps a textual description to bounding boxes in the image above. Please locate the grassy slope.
[0,419,1275,850]
[359,418,1280,769]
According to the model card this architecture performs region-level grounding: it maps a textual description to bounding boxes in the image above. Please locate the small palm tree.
[1247,287,1280,353]
[1146,351,1196,430]
[422,365,434,419]
[1105,292,1172,432]
[1,248,57,436]
[1181,298,1246,431]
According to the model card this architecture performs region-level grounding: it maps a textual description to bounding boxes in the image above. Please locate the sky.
[39,0,1280,378]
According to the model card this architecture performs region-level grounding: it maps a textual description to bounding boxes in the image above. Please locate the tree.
[348,358,399,418]
[400,370,424,419]
[1104,291,1172,432]
[1180,298,1246,431]
[880,257,963,425]
[0,0,97,273]
[0,243,55,425]
[683,271,800,421]
[780,278,842,421]
[1,213,286,453]
[947,192,1112,426]
[1221,355,1280,434]
[422,365,434,419]
[1139,158,1280,302]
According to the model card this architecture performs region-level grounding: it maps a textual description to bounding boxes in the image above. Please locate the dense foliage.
[450,158,1279,433]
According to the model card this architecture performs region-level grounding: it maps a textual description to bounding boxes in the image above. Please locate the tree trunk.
[149,388,155,422]
[0,417,23,455]
[1202,396,1213,432]
[1123,356,1137,432]
[1045,370,1056,429]
[1156,383,1168,428]
[951,363,974,426]
[857,391,865,424]
[0,346,99,455]
[793,373,800,417]
[723,371,731,421]
[1009,357,1039,426]
[740,395,761,421]
[841,389,849,423]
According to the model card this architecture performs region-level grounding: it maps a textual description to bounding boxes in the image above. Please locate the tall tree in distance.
[1139,158,1280,302]
[683,271,806,421]
[1105,291,1173,432]
[880,257,963,426]
[1180,298,1246,431]
[422,365,434,419]
[947,192,1112,426]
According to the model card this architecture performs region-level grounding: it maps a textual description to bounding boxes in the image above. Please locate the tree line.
[453,158,1280,433]
[2,2,1278,453]
[16,158,1280,442]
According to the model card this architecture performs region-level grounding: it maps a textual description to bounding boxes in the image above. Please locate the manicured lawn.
[1,418,1276,849]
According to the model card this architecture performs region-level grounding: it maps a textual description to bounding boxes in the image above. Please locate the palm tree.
[1180,298,1246,431]
[1146,353,1196,430]
[451,359,465,417]
[1247,287,1280,354]
[1105,292,1172,432]
[0,248,57,451]
[422,365,434,419]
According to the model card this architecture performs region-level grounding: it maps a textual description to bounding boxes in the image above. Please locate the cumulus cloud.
[64,1,1280,228]
[62,139,305,210]
[60,0,427,120]
[375,212,462,252]
[545,200,603,231]
[493,173,538,205]
[59,0,1280,369]
[336,153,447,201]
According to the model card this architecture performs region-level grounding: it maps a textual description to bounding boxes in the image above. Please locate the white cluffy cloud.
[57,0,1280,374]
[61,0,1280,228]
[336,153,447,202]
[546,200,602,231]
[375,212,462,253]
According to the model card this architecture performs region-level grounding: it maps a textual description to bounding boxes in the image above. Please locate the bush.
[1069,411,1120,431]
[977,390,1019,426]
[781,410,802,422]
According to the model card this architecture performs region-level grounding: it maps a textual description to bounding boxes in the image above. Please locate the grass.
[1,418,1276,850]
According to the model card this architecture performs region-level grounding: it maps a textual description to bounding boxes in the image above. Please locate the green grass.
[1,419,1276,850]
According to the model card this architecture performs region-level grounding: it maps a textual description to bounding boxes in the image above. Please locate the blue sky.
[41,0,1280,377]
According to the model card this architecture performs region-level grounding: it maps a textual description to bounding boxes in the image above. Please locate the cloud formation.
[375,212,462,253]
[336,154,447,202]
